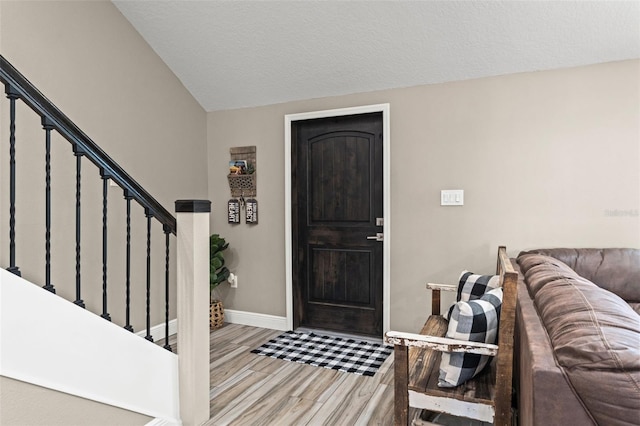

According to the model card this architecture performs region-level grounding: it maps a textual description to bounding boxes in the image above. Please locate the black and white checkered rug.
[251,330,392,377]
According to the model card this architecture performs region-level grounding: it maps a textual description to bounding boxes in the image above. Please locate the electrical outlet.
[228,273,238,288]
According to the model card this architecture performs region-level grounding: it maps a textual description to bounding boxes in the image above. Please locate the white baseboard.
[137,310,287,339]
[224,309,288,331]
[136,319,178,342]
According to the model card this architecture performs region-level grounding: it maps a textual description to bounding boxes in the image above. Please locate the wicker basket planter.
[210,300,225,330]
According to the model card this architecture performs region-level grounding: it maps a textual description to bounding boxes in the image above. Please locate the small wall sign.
[246,198,258,224]
[228,199,240,224]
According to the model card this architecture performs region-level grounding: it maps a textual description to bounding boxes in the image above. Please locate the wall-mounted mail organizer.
[228,146,258,224]
[228,146,256,197]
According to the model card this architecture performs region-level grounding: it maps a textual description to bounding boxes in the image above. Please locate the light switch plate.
[441,189,464,206]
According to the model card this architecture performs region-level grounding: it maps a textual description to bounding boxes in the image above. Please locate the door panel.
[309,248,371,304]
[309,135,371,223]
[292,112,383,337]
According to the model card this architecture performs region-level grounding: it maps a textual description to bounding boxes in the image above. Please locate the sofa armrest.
[427,283,457,315]
[385,331,498,356]
[426,282,457,292]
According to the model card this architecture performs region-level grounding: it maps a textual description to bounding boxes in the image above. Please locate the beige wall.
[208,60,640,332]
[0,377,151,426]
[0,1,207,332]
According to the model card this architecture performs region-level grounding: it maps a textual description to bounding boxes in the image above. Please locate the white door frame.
[284,103,391,337]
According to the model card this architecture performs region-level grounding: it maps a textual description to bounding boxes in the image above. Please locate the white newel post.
[175,200,211,426]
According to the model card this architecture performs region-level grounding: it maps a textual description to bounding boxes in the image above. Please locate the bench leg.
[394,345,409,425]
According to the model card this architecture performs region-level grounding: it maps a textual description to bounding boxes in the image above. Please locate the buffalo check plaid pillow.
[438,287,503,388]
[456,271,500,302]
[446,271,500,320]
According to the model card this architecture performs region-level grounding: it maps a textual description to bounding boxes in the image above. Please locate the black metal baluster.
[145,209,153,342]
[5,83,20,276]
[73,146,85,308]
[163,224,172,351]
[124,190,134,332]
[42,117,55,293]
[100,171,111,321]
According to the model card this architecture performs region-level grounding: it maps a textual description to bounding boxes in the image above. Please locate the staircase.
[0,55,210,425]
[1,268,179,420]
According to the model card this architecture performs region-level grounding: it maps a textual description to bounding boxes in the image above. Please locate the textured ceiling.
[113,1,640,112]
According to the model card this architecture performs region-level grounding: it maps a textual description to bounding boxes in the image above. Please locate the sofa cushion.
[514,263,596,426]
[519,248,640,302]
[517,254,580,298]
[438,287,502,388]
[517,253,640,426]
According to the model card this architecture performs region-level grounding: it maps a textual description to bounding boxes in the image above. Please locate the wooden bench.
[385,246,517,425]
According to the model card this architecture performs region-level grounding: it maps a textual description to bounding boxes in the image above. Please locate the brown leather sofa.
[514,248,640,426]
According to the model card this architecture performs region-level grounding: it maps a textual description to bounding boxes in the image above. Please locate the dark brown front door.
[292,112,383,337]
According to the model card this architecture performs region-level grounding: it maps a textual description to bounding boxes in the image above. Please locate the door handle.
[366,233,384,242]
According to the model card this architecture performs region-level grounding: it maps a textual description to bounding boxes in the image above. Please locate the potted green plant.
[210,234,230,329]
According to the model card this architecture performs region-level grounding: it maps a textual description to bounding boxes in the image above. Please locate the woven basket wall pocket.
[227,173,257,197]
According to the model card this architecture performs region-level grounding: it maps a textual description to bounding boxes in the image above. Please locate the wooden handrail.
[0,54,176,234]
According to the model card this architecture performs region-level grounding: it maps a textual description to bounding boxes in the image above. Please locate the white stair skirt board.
[145,418,182,426]
[0,269,180,422]
[224,309,288,331]
[136,319,178,342]
[409,390,495,424]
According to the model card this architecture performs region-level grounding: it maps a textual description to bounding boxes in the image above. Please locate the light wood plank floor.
[162,323,425,425]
